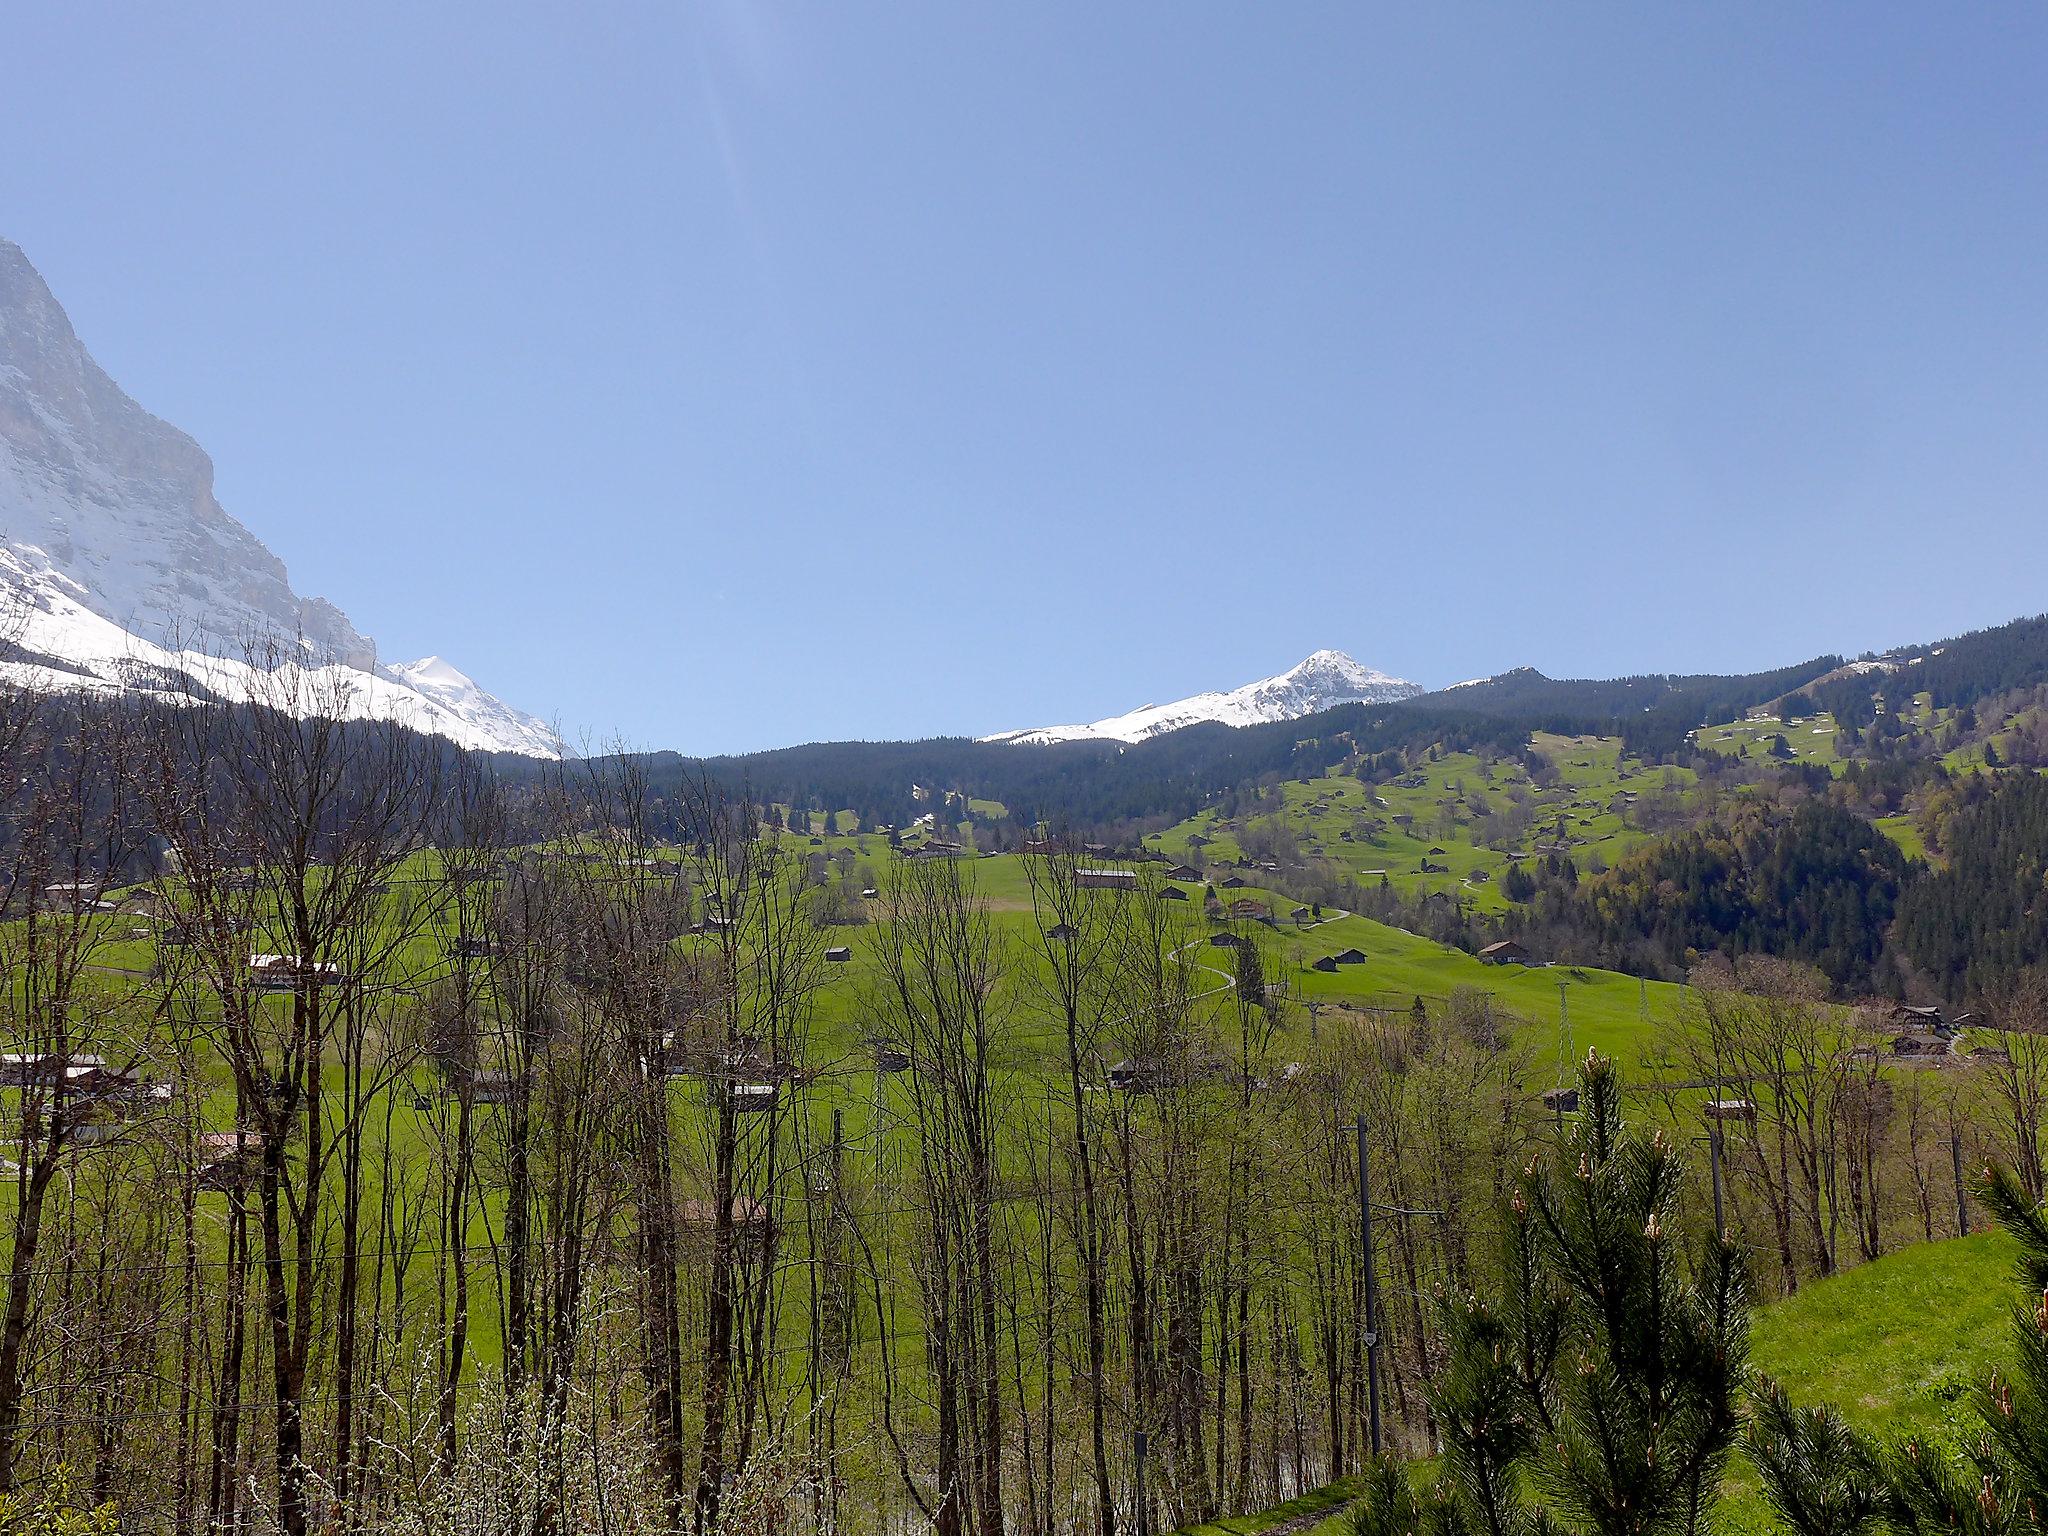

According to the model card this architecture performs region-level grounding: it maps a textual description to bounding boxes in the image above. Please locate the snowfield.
[982,649,1422,746]
[0,552,561,757]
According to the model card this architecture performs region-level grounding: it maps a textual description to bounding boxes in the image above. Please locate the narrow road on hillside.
[1168,938,1236,1001]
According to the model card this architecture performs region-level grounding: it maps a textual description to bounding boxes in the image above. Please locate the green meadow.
[1142,734,1697,916]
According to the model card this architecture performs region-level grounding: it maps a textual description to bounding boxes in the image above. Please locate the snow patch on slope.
[0,553,560,755]
[386,656,560,758]
[983,649,1422,746]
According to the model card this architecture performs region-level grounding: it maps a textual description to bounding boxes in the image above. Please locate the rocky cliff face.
[0,238,375,666]
[0,237,559,756]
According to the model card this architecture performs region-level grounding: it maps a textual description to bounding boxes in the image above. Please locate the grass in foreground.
[1210,1231,2019,1536]
[1747,1228,2016,1439]
[1172,1476,1363,1536]
[1722,1230,2017,1529]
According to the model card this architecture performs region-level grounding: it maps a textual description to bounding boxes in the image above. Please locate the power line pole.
[1557,976,1573,1085]
[1133,1430,1148,1536]
[1354,1116,1383,1457]
[1952,1123,1970,1237]
[1708,1115,1725,1235]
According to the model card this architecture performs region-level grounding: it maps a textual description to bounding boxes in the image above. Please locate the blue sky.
[5,5,2046,753]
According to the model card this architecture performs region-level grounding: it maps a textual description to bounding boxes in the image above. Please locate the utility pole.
[1354,1116,1383,1457]
[1952,1123,1970,1237]
[1558,976,1573,1085]
[1133,1430,1148,1536]
[1708,1115,1725,1235]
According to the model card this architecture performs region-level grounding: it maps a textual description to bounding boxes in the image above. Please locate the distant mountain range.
[0,237,560,757]
[7,233,2039,777]
[981,649,1424,745]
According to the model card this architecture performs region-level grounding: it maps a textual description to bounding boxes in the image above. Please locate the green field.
[1208,1231,2020,1536]
[1691,711,1844,767]
[1142,734,1696,917]
[8,824,2023,1530]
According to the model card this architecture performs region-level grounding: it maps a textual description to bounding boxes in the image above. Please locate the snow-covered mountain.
[385,656,562,758]
[0,235,560,757]
[983,649,1422,746]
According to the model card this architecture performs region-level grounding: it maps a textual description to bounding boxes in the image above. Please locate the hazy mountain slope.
[0,236,559,756]
[984,649,1422,745]
[0,548,562,756]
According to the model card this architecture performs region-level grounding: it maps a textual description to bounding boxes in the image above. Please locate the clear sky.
[5,5,2046,753]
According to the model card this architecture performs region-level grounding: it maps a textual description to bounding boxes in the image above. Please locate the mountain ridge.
[981,648,1423,745]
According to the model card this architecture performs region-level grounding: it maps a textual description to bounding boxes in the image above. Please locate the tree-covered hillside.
[1508,799,1910,989]
[1892,771,2048,1002]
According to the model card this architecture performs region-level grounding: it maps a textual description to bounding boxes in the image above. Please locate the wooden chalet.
[680,1196,774,1250]
[195,1132,260,1192]
[248,954,347,991]
[726,1081,779,1113]
[0,1052,106,1088]
[40,882,112,912]
[1106,1059,1163,1095]
[1165,864,1202,882]
[825,946,852,963]
[1478,940,1533,967]
[446,1069,520,1105]
[1332,948,1368,966]
[1891,1004,1967,1036]
[1076,868,1137,891]
[1157,886,1189,901]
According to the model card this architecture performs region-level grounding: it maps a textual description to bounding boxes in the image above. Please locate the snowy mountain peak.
[982,649,1423,746]
[0,236,561,757]
[387,657,561,759]
[391,655,469,691]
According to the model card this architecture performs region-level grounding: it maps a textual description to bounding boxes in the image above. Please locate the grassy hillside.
[1141,734,1696,917]
[1716,1230,2020,1530]
[1200,1231,2020,1536]
[1691,711,1844,767]
[1748,1230,2017,1440]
